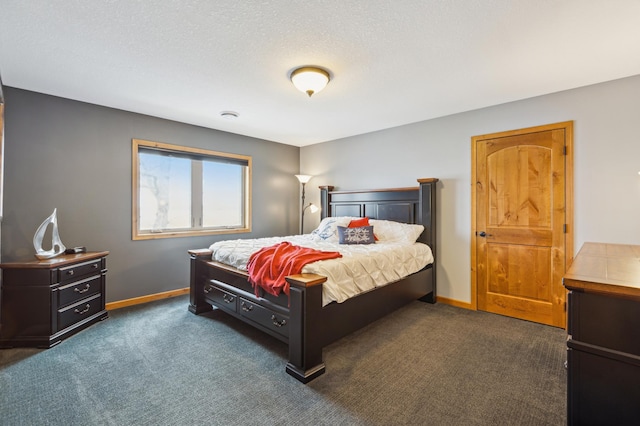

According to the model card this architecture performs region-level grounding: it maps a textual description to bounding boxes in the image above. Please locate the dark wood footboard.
[189,249,293,344]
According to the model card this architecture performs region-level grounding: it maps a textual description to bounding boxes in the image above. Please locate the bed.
[188,178,438,383]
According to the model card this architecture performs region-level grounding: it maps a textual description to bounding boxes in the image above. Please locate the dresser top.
[0,251,109,269]
[563,242,640,299]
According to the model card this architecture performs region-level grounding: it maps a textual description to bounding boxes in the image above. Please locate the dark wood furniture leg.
[188,249,214,315]
[285,274,327,382]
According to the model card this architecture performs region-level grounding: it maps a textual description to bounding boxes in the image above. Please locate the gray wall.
[2,88,301,303]
[301,74,640,304]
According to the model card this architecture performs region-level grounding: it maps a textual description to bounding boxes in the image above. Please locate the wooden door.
[471,122,573,328]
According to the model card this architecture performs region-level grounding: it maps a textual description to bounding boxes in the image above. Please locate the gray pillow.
[337,226,376,245]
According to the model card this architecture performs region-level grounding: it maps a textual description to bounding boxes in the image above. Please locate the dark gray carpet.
[0,296,566,425]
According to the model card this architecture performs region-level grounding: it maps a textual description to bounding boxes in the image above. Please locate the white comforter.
[209,235,433,306]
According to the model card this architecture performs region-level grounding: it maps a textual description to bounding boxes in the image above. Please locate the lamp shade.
[295,174,313,184]
[290,67,330,97]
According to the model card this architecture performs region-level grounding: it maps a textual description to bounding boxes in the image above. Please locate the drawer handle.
[66,270,75,276]
[203,285,213,294]
[271,315,286,327]
[240,301,253,312]
[92,264,99,269]
[74,284,91,294]
[222,294,234,304]
[74,304,90,315]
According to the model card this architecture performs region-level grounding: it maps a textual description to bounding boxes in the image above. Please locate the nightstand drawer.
[59,258,102,284]
[58,275,102,308]
[58,293,103,330]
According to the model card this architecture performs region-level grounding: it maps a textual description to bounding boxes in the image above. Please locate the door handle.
[477,231,493,237]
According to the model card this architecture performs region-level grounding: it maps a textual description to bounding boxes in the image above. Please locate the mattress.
[209,234,434,306]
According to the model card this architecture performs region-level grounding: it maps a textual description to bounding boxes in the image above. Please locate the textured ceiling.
[1,1,640,147]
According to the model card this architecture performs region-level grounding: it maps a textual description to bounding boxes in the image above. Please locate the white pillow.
[310,217,354,242]
[369,219,424,243]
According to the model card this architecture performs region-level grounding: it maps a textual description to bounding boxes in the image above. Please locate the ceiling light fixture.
[290,66,330,97]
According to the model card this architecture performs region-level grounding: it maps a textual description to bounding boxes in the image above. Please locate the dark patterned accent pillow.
[337,226,376,245]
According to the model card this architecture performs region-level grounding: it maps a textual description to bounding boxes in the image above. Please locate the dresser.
[563,242,640,425]
[0,251,109,348]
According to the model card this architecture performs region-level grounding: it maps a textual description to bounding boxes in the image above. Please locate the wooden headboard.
[319,178,437,253]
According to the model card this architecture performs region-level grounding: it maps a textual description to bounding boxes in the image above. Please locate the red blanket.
[247,242,342,297]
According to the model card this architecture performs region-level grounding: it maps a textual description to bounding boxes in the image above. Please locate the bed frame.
[188,178,438,383]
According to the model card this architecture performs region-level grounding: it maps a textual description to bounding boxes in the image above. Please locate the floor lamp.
[295,174,319,234]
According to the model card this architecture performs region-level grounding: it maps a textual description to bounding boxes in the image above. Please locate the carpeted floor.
[0,296,566,425]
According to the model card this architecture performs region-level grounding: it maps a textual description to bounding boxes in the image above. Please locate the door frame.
[470,121,574,314]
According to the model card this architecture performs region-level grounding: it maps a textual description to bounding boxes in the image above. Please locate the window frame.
[132,138,252,240]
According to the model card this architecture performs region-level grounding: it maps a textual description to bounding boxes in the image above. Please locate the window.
[132,139,251,240]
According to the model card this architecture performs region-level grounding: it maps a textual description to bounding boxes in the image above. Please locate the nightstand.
[0,251,109,348]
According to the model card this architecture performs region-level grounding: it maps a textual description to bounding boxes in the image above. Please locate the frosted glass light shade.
[290,67,330,97]
[295,174,312,184]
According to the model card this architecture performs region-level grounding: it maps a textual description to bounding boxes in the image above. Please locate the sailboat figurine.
[33,208,66,259]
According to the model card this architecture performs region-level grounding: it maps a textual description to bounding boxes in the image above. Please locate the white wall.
[301,74,640,304]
